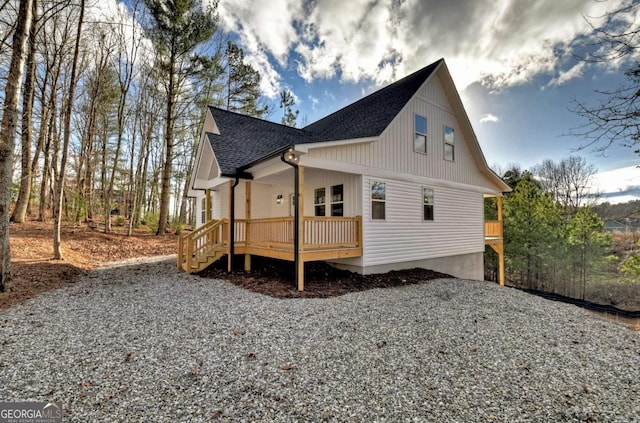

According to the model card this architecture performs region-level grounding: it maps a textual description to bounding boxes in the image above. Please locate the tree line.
[0,0,300,291]
[486,156,638,300]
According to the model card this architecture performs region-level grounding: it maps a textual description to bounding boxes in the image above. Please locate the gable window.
[331,184,344,216]
[201,197,206,224]
[444,126,455,161]
[423,188,434,221]
[414,114,427,154]
[371,182,386,220]
[314,188,326,216]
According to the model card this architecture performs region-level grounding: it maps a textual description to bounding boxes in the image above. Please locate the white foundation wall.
[361,176,484,270]
[331,252,484,280]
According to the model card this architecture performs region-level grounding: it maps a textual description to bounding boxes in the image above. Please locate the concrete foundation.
[329,252,484,281]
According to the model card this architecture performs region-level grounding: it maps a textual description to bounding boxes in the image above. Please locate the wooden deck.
[178,216,363,274]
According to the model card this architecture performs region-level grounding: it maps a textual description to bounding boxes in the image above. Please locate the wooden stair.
[177,219,227,273]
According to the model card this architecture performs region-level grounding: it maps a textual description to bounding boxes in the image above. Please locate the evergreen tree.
[503,174,565,290]
[225,41,268,117]
[143,0,218,235]
[279,89,298,127]
[566,207,612,299]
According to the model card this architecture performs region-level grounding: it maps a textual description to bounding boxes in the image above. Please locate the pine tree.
[143,0,218,235]
[225,41,268,117]
[279,89,298,127]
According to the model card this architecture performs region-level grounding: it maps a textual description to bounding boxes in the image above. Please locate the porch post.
[244,181,251,272]
[228,179,239,272]
[497,196,504,286]
[297,166,305,291]
[205,189,212,222]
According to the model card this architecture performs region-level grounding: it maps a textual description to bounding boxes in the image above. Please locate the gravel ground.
[1,258,639,422]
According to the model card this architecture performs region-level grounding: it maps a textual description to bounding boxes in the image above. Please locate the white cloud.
[548,62,586,87]
[592,165,640,195]
[480,113,500,123]
[213,0,633,96]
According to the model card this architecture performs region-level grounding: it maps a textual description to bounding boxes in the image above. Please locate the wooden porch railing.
[246,217,294,248]
[241,216,362,250]
[177,218,227,271]
[304,216,361,249]
[484,220,503,238]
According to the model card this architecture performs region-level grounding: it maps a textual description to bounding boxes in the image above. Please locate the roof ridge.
[208,106,312,134]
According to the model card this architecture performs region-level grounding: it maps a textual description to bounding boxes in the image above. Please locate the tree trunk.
[156,49,176,235]
[0,0,34,291]
[53,0,84,259]
[11,0,38,223]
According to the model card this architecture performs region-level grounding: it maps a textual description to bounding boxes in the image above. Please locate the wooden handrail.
[178,219,227,270]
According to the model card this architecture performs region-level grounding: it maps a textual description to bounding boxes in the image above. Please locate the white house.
[179,58,510,290]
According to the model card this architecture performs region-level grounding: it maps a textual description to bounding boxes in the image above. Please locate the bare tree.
[0,0,34,291]
[572,2,640,157]
[10,0,37,223]
[533,156,598,211]
[52,0,84,259]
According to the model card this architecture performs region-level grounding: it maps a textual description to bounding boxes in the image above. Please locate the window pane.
[315,205,325,216]
[331,184,343,202]
[423,188,434,205]
[415,115,427,134]
[371,182,385,200]
[331,203,343,217]
[444,143,454,161]
[444,126,454,144]
[414,133,426,153]
[372,201,385,220]
[314,188,325,205]
[424,204,434,221]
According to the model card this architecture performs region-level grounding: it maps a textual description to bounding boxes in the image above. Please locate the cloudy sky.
[101,0,639,200]
[209,0,640,200]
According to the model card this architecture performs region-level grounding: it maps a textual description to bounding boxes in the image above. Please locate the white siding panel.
[362,176,484,267]
[307,71,499,191]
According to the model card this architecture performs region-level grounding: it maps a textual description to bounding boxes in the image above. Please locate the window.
[444,126,455,161]
[331,184,344,216]
[423,188,434,221]
[201,197,206,224]
[371,182,386,220]
[414,114,427,154]
[314,188,326,216]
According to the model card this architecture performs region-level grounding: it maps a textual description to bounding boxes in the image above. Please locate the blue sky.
[210,0,639,200]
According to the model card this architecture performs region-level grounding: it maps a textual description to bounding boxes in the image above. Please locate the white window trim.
[414,114,428,155]
[314,187,326,217]
[371,181,386,220]
[423,187,434,221]
[444,125,455,162]
[330,184,344,217]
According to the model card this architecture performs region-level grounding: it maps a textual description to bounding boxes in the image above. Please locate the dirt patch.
[198,256,454,298]
[2,220,178,309]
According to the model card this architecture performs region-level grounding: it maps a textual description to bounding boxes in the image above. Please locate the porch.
[177,216,363,286]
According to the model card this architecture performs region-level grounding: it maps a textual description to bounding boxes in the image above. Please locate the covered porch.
[181,154,364,290]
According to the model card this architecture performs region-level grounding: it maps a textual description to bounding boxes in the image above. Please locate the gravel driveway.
[1,258,639,422]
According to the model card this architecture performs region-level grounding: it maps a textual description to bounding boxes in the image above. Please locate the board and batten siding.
[307,73,497,191]
[362,176,484,267]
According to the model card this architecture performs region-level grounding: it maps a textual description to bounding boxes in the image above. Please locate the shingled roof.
[207,59,443,175]
[206,107,312,176]
[302,59,442,142]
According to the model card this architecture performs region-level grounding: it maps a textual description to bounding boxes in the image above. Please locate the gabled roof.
[206,107,313,176]
[207,59,443,175]
[302,59,442,142]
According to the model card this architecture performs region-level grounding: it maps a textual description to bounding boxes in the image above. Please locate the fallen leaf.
[280,364,294,371]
